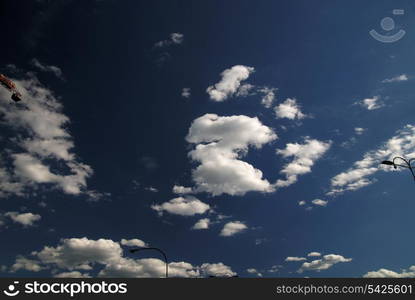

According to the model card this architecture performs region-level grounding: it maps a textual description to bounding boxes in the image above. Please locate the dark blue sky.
[1,0,415,278]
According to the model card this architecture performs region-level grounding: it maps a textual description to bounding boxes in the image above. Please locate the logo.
[370,9,406,43]
[3,281,20,297]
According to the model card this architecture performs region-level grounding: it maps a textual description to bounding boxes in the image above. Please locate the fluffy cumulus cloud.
[311,199,328,207]
[285,257,306,262]
[31,58,64,80]
[382,74,408,83]
[276,138,331,188]
[120,239,147,247]
[206,65,254,101]
[0,74,97,198]
[274,98,306,120]
[220,221,247,237]
[10,237,236,278]
[154,32,184,47]
[328,125,415,196]
[192,218,210,230]
[363,266,415,278]
[4,211,41,227]
[151,196,210,216]
[358,96,383,110]
[186,114,277,196]
[298,254,352,273]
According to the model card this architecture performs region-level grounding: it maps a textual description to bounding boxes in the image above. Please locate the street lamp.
[381,156,415,181]
[129,247,168,278]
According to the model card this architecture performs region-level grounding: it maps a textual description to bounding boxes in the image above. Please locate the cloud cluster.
[363,266,415,278]
[276,138,331,188]
[298,254,352,273]
[151,196,210,216]
[10,237,236,278]
[258,87,277,108]
[328,125,415,195]
[207,65,254,101]
[0,75,96,198]
[186,114,276,196]
[274,98,306,120]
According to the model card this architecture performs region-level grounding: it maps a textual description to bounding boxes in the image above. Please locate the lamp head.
[381,160,394,166]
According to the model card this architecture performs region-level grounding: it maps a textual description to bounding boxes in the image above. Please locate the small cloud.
[4,212,41,227]
[307,252,321,257]
[145,187,158,193]
[154,33,184,48]
[151,196,210,216]
[120,238,147,247]
[31,58,64,80]
[172,185,193,195]
[311,199,328,207]
[285,256,307,262]
[181,88,191,98]
[192,218,210,230]
[274,98,306,120]
[220,221,247,237]
[246,268,262,277]
[382,74,408,83]
[357,96,383,110]
[298,200,306,206]
[354,127,366,135]
[207,65,254,102]
[258,87,277,108]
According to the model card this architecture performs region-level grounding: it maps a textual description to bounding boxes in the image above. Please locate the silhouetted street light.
[381,156,415,181]
[129,247,168,278]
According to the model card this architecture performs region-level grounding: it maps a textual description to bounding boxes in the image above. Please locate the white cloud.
[298,200,306,206]
[54,271,91,278]
[154,32,184,47]
[274,98,306,119]
[236,83,255,97]
[246,268,262,277]
[186,114,277,196]
[382,74,408,83]
[285,257,306,262]
[358,96,383,110]
[276,138,331,188]
[298,254,352,273]
[363,266,415,278]
[4,211,41,227]
[354,127,366,135]
[10,237,236,278]
[145,187,158,193]
[120,239,147,248]
[151,196,210,216]
[172,185,193,195]
[31,58,64,80]
[10,256,43,272]
[328,125,415,196]
[220,221,247,237]
[206,65,254,101]
[192,218,210,230]
[307,252,321,257]
[0,75,96,198]
[181,88,191,98]
[259,87,277,108]
[200,263,237,277]
[311,199,328,207]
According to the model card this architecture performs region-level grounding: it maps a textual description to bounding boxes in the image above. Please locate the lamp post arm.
[130,247,168,278]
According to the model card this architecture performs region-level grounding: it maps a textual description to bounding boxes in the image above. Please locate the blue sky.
[1,0,415,278]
